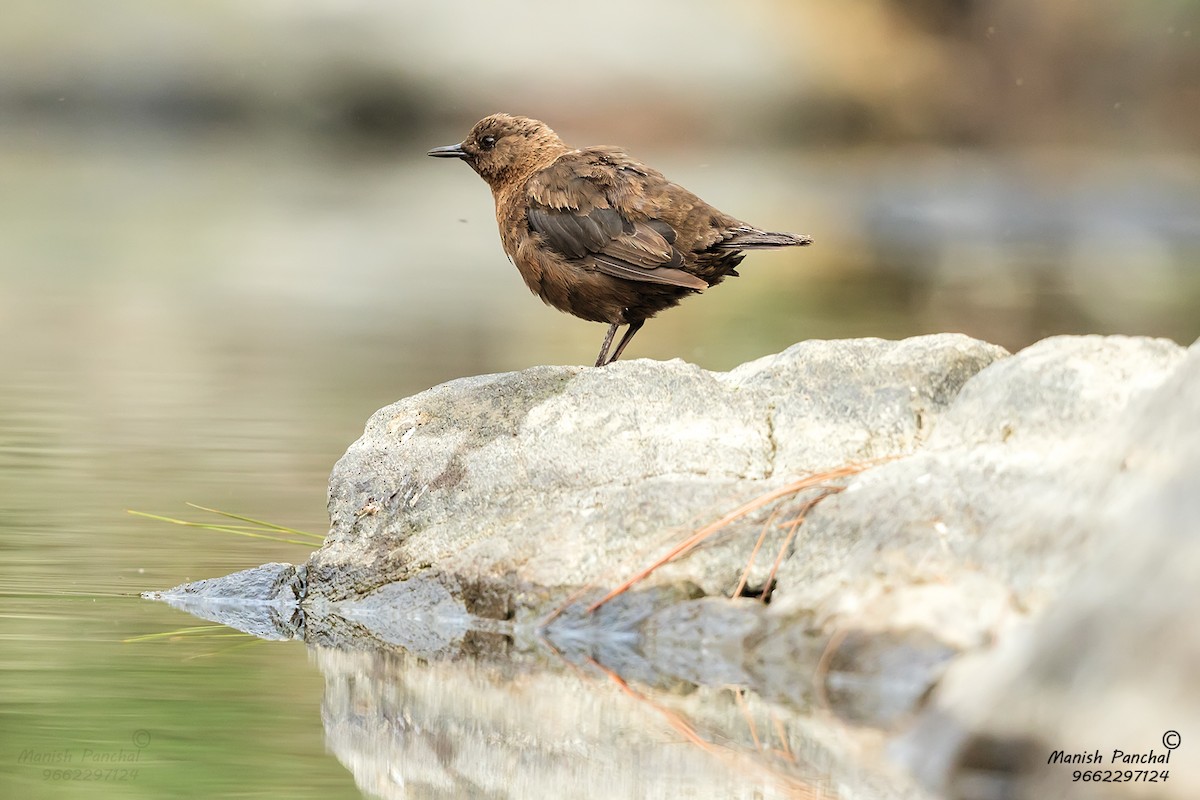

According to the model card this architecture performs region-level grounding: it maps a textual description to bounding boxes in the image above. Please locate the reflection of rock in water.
[143,561,304,640]
[146,566,946,797]
[314,645,926,800]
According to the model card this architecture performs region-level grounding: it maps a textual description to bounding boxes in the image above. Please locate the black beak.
[427,143,469,159]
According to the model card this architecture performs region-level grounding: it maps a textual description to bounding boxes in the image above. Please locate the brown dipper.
[428,114,812,366]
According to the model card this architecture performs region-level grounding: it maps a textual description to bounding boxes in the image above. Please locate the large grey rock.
[770,335,1185,647]
[314,334,1007,615]
[152,332,1188,650]
[897,339,1200,800]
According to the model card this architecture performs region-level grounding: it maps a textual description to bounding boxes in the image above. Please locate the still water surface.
[1,130,1197,797]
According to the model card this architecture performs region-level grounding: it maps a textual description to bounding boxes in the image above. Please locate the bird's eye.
[479,135,497,150]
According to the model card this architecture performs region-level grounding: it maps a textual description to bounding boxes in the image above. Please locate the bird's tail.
[716,226,813,250]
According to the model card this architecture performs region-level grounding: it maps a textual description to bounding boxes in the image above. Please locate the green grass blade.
[183,503,326,542]
[126,509,319,547]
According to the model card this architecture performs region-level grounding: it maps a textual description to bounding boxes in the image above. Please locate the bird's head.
[428,114,568,189]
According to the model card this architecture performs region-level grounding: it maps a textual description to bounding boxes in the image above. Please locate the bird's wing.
[525,153,707,291]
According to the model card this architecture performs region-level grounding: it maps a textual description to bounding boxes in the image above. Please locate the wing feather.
[524,151,705,291]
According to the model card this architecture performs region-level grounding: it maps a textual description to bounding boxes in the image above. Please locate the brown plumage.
[428,114,812,366]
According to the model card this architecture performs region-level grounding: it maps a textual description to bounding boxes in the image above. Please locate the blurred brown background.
[4,1,1197,372]
[0,1,1198,523]
[2,0,1198,523]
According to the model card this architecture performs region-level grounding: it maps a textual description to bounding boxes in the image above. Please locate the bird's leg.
[594,323,620,367]
[606,320,645,365]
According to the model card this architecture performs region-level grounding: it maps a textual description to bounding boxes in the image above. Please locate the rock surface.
[898,337,1200,800]
[314,334,1008,616]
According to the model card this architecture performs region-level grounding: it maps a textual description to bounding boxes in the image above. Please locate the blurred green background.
[1,1,1198,797]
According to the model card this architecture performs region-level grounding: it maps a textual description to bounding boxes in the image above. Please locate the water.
[1,127,1198,798]
[2,597,346,798]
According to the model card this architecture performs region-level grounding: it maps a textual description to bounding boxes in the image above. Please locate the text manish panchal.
[1048,749,1172,765]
